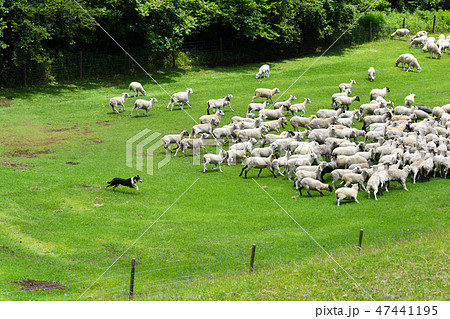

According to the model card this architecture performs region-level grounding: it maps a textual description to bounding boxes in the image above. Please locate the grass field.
[0,37,449,301]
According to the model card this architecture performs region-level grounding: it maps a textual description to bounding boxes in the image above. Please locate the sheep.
[316,108,343,119]
[432,106,446,120]
[331,89,351,108]
[190,123,215,139]
[256,64,270,79]
[297,177,332,197]
[441,104,450,113]
[404,94,416,107]
[368,67,375,82]
[338,80,356,92]
[388,165,411,191]
[251,88,280,103]
[336,155,369,169]
[340,170,368,191]
[109,93,130,114]
[409,35,427,48]
[366,169,384,200]
[427,42,442,59]
[393,106,414,116]
[331,168,360,189]
[333,96,360,111]
[206,94,234,114]
[335,184,360,206]
[419,153,434,182]
[167,88,194,111]
[239,155,278,178]
[286,154,319,180]
[413,108,432,121]
[411,30,427,40]
[229,138,257,153]
[240,117,264,129]
[395,53,415,69]
[422,37,436,51]
[174,133,209,157]
[271,151,291,175]
[362,112,392,131]
[308,128,332,144]
[294,165,326,189]
[247,100,269,113]
[309,116,337,129]
[390,28,410,41]
[203,149,227,173]
[335,114,357,128]
[251,144,277,157]
[227,149,247,165]
[261,131,298,148]
[237,126,269,142]
[262,117,288,133]
[199,110,225,127]
[290,115,316,131]
[404,55,421,73]
[231,113,257,123]
[329,126,358,141]
[365,127,387,143]
[332,144,363,157]
[274,95,297,110]
[129,82,146,97]
[259,105,288,120]
[289,98,311,116]
[130,98,158,116]
[213,123,240,144]
[161,130,189,153]
[438,39,450,53]
[369,87,390,101]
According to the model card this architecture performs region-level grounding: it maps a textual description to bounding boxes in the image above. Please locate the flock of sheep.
[107,30,450,206]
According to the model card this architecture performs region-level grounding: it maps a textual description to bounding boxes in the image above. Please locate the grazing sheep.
[129,82,146,97]
[427,42,442,59]
[335,184,360,206]
[339,80,356,92]
[259,105,288,120]
[200,110,225,127]
[251,88,281,103]
[256,64,270,79]
[206,94,234,114]
[411,30,427,40]
[174,133,209,157]
[438,39,450,53]
[167,88,194,111]
[248,100,269,113]
[161,130,189,153]
[239,155,278,178]
[130,98,158,116]
[290,115,317,131]
[368,67,375,81]
[109,93,130,114]
[298,177,332,197]
[395,53,415,69]
[390,28,410,41]
[409,35,427,48]
[404,94,416,107]
[274,95,297,110]
[203,149,227,173]
[290,98,311,116]
[334,96,360,111]
[369,87,390,101]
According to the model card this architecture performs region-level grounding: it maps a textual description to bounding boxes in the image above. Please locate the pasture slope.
[0,38,449,301]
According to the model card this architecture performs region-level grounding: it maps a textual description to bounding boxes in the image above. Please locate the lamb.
[331,89,351,108]
[199,110,225,127]
[308,128,332,144]
[339,80,356,92]
[256,64,270,79]
[404,94,416,107]
[190,123,215,138]
[369,87,390,101]
[237,126,269,142]
[262,117,288,133]
[109,93,130,114]
[203,149,227,173]
[426,42,442,59]
[366,170,384,200]
[335,184,360,206]
[274,95,297,110]
[129,82,146,97]
[251,144,276,157]
[213,123,240,144]
[309,116,337,129]
[258,105,288,120]
[331,168,360,189]
[409,35,427,48]
[297,177,332,197]
[247,100,269,113]
[239,155,278,178]
[130,98,158,116]
[390,28,410,41]
[316,108,343,119]
[251,88,280,103]
[227,149,247,165]
[161,130,189,153]
[289,98,311,116]
[333,96,360,110]
[340,170,368,191]
[167,88,194,111]
[368,67,375,82]
[290,115,317,131]
[174,133,209,157]
[206,94,234,114]
[362,112,392,131]
[388,165,411,191]
[411,30,427,40]
[229,138,257,154]
[336,155,368,169]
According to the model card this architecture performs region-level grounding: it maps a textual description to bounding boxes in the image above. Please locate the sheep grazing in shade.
[203,149,227,173]
[206,94,234,114]
[335,184,360,206]
[298,177,332,197]
[109,93,130,114]
[368,67,375,82]
[369,87,390,101]
[390,28,410,41]
[129,82,146,97]
[167,88,194,111]
[274,95,297,110]
[256,64,270,79]
[251,88,280,103]
[404,94,416,107]
[130,97,158,116]
[161,130,189,153]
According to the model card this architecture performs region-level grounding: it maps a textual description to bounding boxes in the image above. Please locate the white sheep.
[129,82,146,97]
[251,88,280,103]
[227,149,247,165]
[316,108,343,119]
[256,64,270,79]
[289,98,311,116]
[237,126,269,142]
[308,128,332,144]
[309,116,337,129]
[109,93,130,114]
[297,177,332,197]
[395,53,415,70]
[388,165,411,191]
[239,155,278,178]
[334,96,360,110]
[274,95,297,110]
[404,55,421,73]
[206,94,234,114]
[247,100,269,113]
[404,94,416,107]
[213,123,240,144]
[203,149,227,173]
[335,184,360,206]
[339,80,356,92]
[190,123,215,138]
[251,144,276,157]
[229,138,257,154]
[259,105,288,120]
[426,42,442,59]
[161,130,189,153]
[390,28,410,41]
[130,98,158,116]
[369,87,390,101]
[199,110,225,127]
[411,30,427,40]
[409,35,427,48]
[261,117,288,133]
[331,168,361,190]
[368,67,375,82]
[174,133,209,157]
[331,89,352,108]
[290,115,316,131]
[167,88,194,111]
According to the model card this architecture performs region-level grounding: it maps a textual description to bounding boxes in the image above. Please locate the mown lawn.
[0,37,449,301]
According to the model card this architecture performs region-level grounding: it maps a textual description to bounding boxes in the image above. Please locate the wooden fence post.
[129,258,136,300]
[219,37,223,61]
[79,51,83,79]
[402,17,406,29]
[249,244,256,274]
[369,21,372,41]
[432,15,436,33]
[358,229,364,251]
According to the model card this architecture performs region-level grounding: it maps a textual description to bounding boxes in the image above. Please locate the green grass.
[0,38,449,301]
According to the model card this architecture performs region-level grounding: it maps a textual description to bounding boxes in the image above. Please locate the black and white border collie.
[106,175,143,191]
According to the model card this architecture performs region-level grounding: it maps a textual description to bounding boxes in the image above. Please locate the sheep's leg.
[401,180,408,191]
[269,168,277,178]
[373,189,378,200]
[318,190,325,197]
[257,168,263,177]
[361,182,367,192]
[186,102,192,109]
[306,189,313,197]
[239,165,248,177]
[203,162,208,173]
[218,163,223,172]
[337,198,340,206]
[298,186,303,196]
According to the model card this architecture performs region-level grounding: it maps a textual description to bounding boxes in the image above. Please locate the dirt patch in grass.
[66,161,79,165]
[90,138,103,144]
[1,246,15,256]
[0,97,13,107]
[16,279,66,291]
[0,160,33,168]
[96,121,112,126]
[2,149,53,158]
